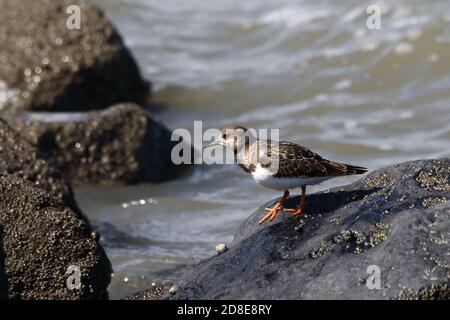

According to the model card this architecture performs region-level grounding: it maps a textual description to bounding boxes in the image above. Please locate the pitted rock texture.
[0,174,112,300]
[125,285,171,300]
[162,159,449,300]
[9,103,179,185]
[0,118,74,207]
[0,0,149,113]
[0,226,6,300]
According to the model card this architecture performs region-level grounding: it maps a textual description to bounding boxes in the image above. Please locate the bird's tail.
[344,164,367,175]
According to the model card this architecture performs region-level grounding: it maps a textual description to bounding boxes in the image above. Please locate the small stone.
[215,243,228,254]
[169,285,178,295]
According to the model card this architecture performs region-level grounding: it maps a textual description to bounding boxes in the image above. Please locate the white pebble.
[215,243,228,254]
[169,285,178,295]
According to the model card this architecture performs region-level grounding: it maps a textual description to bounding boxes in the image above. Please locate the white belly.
[251,164,332,191]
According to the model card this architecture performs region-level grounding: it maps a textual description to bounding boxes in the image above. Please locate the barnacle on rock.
[416,165,450,192]
[422,197,447,208]
[365,172,396,189]
[396,283,450,300]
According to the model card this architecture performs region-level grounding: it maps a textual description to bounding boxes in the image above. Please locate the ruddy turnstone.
[205,125,367,224]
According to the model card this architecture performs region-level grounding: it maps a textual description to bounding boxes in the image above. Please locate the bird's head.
[205,125,255,152]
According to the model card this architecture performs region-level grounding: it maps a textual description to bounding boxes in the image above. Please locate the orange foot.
[284,185,306,218]
[259,204,281,224]
[259,190,289,224]
[284,208,303,217]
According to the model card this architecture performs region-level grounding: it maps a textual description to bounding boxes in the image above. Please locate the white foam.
[259,6,330,28]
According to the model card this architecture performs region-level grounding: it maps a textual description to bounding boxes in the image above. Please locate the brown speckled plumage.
[213,125,367,224]
[237,139,367,178]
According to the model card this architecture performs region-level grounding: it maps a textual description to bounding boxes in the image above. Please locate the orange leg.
[284,185,306,216]
[259,190,289,224]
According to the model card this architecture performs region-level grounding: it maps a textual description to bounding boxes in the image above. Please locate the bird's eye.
[222,133,226,139]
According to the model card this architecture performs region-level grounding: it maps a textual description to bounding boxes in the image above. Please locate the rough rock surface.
[9,103,178,185]
[125,285,170,300]
[0,226,6,300]
[0,119,74,207]
[164,159,449,300]
[0,173,111,299]
[0,0,149,113]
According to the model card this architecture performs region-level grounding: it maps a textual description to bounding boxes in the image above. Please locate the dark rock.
[0,173,112,299]
[0,118,111,299]
[163,159,449,300]
[0,0,149,114]
[0,118,75,207]
[0,225,7,300]
[125,285,170,300]
[9,103,179,185]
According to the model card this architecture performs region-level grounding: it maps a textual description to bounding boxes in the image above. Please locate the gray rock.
[0,173,111,299]
[165,159,449,300]
[8,103,180,185]
[0,0,149,114]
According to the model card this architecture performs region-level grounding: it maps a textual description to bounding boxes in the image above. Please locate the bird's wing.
[264,141,362,178]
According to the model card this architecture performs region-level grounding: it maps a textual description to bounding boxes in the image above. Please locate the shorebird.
[205,126,367,224]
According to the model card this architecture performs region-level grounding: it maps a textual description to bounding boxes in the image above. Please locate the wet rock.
[0,0,149,114]
[9,103,179,185]
[0,118,75,207]
[162,159,449,300]
[0,173,112,299]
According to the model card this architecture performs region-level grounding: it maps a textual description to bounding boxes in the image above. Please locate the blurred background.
[78,0,450,298]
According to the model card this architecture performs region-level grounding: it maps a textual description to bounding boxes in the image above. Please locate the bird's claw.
[259,205,281,224]
[284,208,303,216]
